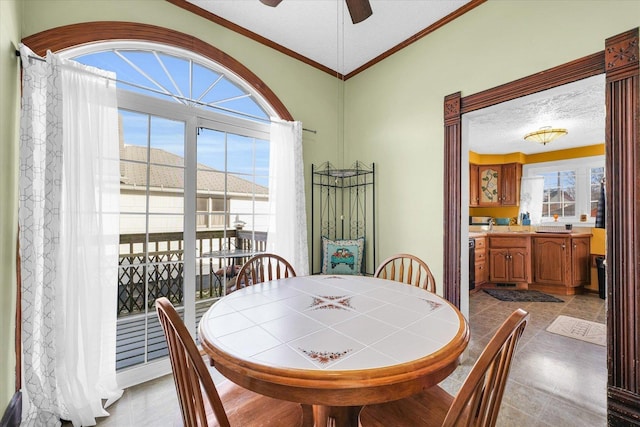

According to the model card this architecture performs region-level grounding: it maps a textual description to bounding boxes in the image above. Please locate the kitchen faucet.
[488,218,495,232]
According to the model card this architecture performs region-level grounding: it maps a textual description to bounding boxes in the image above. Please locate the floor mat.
[483,289,564,302]
[546,315,606,346]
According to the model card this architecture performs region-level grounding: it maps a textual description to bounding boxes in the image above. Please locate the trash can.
[596,256,606,299]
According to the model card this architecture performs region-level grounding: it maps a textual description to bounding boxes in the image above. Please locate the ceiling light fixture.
[523,126,568,145]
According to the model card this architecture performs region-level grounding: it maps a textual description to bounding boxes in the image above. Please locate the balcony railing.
[118,229,267,317]
[116,228,267,370]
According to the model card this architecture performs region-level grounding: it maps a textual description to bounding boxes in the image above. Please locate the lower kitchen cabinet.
[480,232,592,295]
[531,234,591,294]
[474,236,487,286]
[488,236,530,284]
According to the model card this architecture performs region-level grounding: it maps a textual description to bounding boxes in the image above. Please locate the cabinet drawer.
[475,250,486,262]
[474,238,486,249]
[488,236,529,248]
[475,262,487,283]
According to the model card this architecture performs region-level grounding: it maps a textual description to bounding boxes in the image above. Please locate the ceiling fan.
[259,0,373,24]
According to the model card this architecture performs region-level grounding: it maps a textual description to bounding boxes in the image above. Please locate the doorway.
[443,28,639,422]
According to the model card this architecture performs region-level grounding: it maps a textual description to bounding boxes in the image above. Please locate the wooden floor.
[116,300,215,370]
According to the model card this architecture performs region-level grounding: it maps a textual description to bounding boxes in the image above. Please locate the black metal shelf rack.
[311,161,376,275]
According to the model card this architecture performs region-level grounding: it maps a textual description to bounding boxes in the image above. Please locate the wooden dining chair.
[235,253,296,290]
[374,253,436,292]
[358,308,529,427]
[155,297,305,427]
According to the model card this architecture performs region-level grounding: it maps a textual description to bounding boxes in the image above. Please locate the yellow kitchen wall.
[469,144,605,220]
[470,145,607,292]
[0,0,21,412]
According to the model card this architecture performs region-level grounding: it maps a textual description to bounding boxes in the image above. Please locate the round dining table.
[199,274,469,427]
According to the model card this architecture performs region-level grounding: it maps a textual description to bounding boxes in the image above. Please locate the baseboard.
[0,392,21,427]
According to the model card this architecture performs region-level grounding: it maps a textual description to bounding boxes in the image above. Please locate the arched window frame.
[21,22,293,386]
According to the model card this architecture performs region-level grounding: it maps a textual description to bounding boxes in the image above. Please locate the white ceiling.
[186,0,471,75]
[466,74,606,155]
[184,1,605,155]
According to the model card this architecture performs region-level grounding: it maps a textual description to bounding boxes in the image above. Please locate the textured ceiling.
[466,74,606,155]
[186,0,471,75]
[181,1,604,155]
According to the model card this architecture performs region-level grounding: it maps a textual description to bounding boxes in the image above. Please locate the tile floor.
[93,290,607,426]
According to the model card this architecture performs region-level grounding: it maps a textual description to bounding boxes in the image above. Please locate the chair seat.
[209,380,305,427]
[358,386,454,427]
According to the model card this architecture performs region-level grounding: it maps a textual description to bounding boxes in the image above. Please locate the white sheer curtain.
[266,119,310,275]
[18,45,122,426]
[519,176,545,225]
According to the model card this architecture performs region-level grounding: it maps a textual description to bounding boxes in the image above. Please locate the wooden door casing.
[444,28,639,423]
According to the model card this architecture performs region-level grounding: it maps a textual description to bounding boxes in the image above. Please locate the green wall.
[344,1,640,293]
[0,0,20,413]
[3,0,639,408]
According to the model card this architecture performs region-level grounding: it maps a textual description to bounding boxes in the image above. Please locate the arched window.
[58,40,279,385]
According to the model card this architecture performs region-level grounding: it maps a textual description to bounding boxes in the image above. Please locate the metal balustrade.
[116,228,267,370]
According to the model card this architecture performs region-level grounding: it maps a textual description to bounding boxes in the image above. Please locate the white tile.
[366,303,427,328]
[224,291,275,311]
[370,330,444,363]
[260,312,324,342]
[290,329,365,369]
[389,294,445,314]
[427,302,463,324]
[205,300,234,317]
[203,311,254,338]
[302,301,360,325]
[405,317,460,345]
[253,343,318,370]
[361,286,407,304]
[238,300,294,324]
[282,294,318,312]
[332,314,399,345]
[343,294,388,314]
[259,282,306,300]
[330,347,398,370]
[215,325,281,358]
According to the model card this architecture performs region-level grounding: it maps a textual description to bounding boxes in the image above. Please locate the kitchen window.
[523,156,605,224]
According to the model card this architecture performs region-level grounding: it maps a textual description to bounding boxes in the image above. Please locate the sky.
[75,48,271,187]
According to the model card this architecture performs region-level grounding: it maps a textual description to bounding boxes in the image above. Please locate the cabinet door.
[469,164,479,207]
[489,249,509,282]
[533,237,568,286]
[478,165,501,206]
[475,262,487,285]
[509,248,530,282]
[571,237,591,286]
[501,163,522,206]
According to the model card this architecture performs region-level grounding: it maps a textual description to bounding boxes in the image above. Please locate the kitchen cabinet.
[488,236,530,284]
[474,236,487,285]
[532,234,591,294]
[472,163,522,207]
[469,164,479,207]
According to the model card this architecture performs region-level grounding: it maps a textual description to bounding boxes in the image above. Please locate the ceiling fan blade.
[345,0,373,24]
[259,0,283,6]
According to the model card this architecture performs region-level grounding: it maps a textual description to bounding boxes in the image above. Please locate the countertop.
[469,228,593,238]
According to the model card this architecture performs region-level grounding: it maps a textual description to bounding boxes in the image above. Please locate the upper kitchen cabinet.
[469,163,479,207]
[471,163,522,207]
